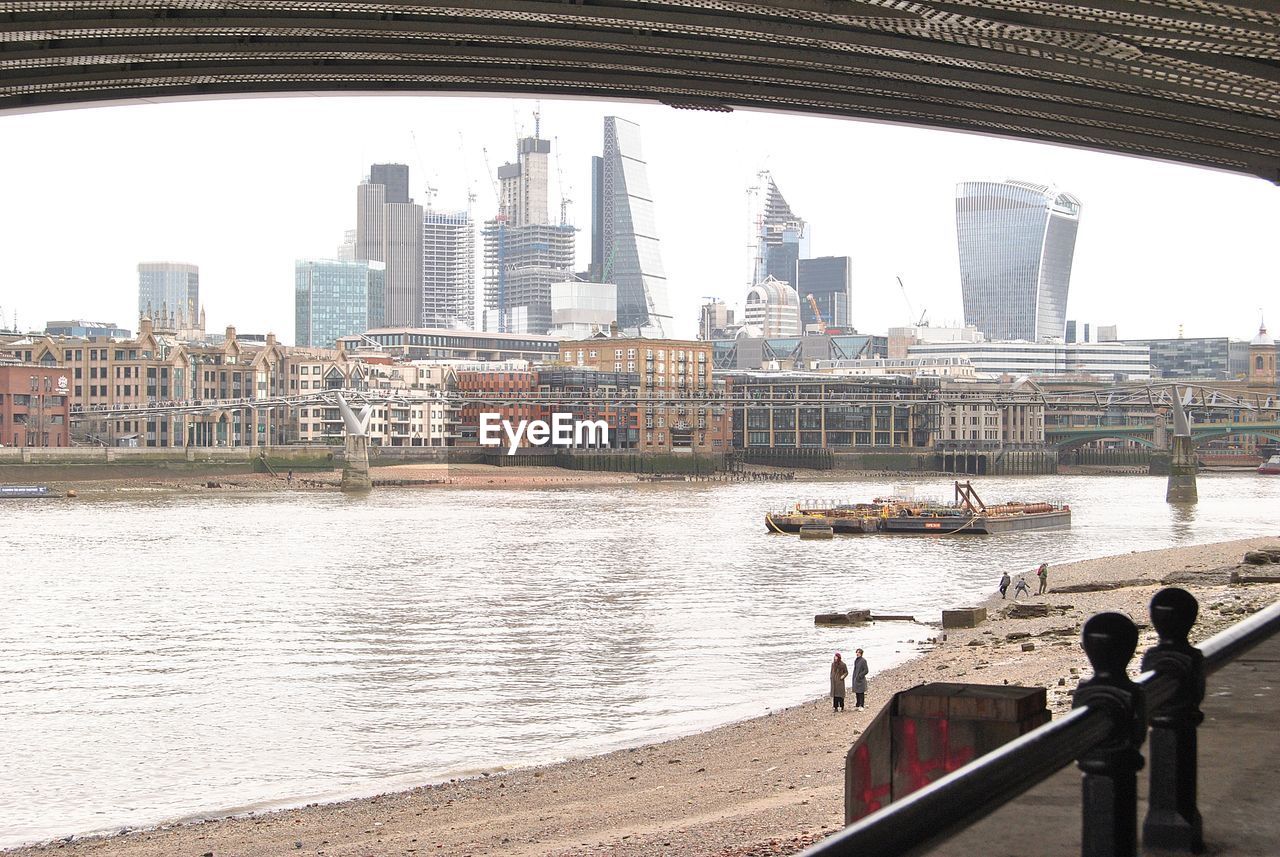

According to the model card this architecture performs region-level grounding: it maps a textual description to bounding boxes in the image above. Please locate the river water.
[1,473,1277,847]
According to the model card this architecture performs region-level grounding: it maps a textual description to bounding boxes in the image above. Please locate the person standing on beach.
[1013,576,1032,599]
[998,571,1011,599]
[852,649,869,709]
[829,653,848,712]
[1036,562,1049,595]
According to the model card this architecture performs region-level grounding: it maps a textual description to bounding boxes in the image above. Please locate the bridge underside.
[3,1,1279,182]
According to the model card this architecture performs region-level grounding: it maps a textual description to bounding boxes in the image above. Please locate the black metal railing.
[800,588,1280,857]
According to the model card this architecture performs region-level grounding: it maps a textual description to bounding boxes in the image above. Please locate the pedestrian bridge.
[3,1,1279,182]
[1048,421,1280,450]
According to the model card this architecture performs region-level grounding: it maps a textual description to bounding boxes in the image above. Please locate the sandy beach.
[7,534,1279,857]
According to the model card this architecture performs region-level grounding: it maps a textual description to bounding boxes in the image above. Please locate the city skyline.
[1,96,1276,343]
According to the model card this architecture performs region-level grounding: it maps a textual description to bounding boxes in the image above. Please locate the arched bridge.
[3,1,1280,182]
[1048,421,1280,451]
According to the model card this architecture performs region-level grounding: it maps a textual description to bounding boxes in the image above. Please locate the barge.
[0,484,51,499]
[766,481,1070,536]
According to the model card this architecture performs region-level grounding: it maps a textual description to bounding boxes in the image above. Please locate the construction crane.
[554,135,571,227]
[896,276,928,327]
[481,146,503,220]
[409,130,438,210]
[805,293,828,334]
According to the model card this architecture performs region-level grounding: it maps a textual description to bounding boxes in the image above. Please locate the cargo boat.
[0,484,51,499]
[765,481,1070,535]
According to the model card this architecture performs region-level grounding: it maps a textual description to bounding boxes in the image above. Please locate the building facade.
[726,373,934,450]
[592,116,671,336]
[1249,322,1276,389]
[560,337,725,451]
[0,363,72,447]
[355,164,423,328]
[295,259,386,348]
[421,210,475,329]
[743,277,802,337]
[339,327,560,363]
[549,279,617,339]
[908,340,1150,380]
[1117,337,1233,380]
[137,262,199,326]
[46,320,132,340]
[956,180,1081,342]
[483,133,575,335]
[755,173,806,286]
[713,333,888,371]
[699,299,736,341]
[796,256,852,331]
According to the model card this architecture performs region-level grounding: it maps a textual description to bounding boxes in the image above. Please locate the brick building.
[559,336,727,451]
[0,363,72,447]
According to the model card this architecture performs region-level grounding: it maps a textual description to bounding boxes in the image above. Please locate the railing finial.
[1081,611,1139,683]
[1076,612,1145,857]
[1142,588,1205,853]
[1150,587,1198,647]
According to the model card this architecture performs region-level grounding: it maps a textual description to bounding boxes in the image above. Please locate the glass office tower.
[593,116,671,336]
[956,181,1081,342]
[295,259,385,348]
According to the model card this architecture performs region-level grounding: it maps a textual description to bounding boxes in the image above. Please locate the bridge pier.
[341,434,372,493]
[1166,435,1198,503]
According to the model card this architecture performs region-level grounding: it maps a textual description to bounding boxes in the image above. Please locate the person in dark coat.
[829,652,849,712]
[852,649,869,709]
[998,571,1011,599]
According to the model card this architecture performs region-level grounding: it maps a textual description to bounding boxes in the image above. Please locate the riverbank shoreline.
[2,462,955,495]
[7,535,1278,857]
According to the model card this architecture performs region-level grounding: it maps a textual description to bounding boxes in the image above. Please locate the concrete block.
[942,607,987,629]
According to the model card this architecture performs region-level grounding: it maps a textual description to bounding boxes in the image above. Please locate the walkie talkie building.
[956,181,1081,343]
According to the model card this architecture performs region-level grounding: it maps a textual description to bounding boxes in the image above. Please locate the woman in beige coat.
[829,652,849,712]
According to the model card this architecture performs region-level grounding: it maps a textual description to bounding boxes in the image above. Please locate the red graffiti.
[899,718,975,793]
[851,742,892,813]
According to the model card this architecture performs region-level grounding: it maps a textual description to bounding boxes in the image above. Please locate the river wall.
[0,444,1061,479]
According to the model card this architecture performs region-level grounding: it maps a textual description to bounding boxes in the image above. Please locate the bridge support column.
[341,434,372,493]
[1166,435,1197,503]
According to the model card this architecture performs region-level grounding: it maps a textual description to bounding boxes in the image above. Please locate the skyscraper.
[355,164,423,328]
[956,180,1081,342]
[755,173,807,287]
[591,116,671,336]
[295,259,385,348]
[796,256,852,331]
[482,130,575,334]
[422,210,475,329]
[137,262,199,325]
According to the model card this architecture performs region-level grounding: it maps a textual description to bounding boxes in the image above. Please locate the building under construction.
[482,129,575,335]
[482,220,575,334]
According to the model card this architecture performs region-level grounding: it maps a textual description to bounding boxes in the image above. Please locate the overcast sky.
[1,94,1275,344]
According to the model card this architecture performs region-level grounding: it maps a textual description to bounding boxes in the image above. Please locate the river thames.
[1,473,1277,848]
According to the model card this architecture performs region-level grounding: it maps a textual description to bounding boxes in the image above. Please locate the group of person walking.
[829,649,868,712]
[998,561,1049,600]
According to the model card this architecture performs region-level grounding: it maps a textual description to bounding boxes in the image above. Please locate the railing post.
[1074,612,1146,857]
[1141,587,1206,852]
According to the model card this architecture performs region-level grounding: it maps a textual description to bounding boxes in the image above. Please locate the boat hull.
[765,513,879,534]
[881,509,1071,535]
